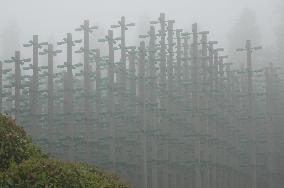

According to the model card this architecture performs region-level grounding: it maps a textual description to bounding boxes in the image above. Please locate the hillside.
[0,114,130,188]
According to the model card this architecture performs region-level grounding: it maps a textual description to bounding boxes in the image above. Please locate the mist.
[1,0,284,188]
[0,0,281,55]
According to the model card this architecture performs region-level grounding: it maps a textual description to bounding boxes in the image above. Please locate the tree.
[0,114,130,188]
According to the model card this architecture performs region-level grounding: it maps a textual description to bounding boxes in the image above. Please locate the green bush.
[0,114,130,188]
[0,158,129,188]
[0,114,44,171]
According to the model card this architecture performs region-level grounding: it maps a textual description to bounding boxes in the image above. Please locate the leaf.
[7,177,14,186]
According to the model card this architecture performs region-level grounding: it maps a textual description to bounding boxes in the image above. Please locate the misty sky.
[0,0,281,56]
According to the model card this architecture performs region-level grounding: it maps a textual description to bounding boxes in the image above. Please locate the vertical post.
[246,40,256,188]
[175,30,182,97]
[231,70,241,188]
[218,55,226,188]
[175,29,183,188]
[63,71,70,158]
[120,16,127,110]
[158,13,168,188]
[225,63,233,188]
[148,25,158,188]
[117,16,127,178]
[208,41,216,188]
[182,33,192,187]
[47,44,54,153]
[159,13,167,111]
[213,49,220,188]
[138,41,147,188]
[127,47,138,186]
[65,33,74,161]
[95,48,101,130]
[14,51,21,121]
[95,49,101,164]
[107,30,116,172]
[167,21,174,100]
[191,23,201,188]
[167,20,175,188]
[83,20,92,162]
[67,33,73,77]
[183,35,190,101]
[200,32,209,188]
[32,35,39,137]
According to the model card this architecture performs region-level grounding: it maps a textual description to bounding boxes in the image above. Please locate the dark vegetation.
[0,114,129,188]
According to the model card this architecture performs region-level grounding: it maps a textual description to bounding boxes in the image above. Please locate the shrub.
[0,114,130,188]
[0,158,129,188]
[0,114,44,171]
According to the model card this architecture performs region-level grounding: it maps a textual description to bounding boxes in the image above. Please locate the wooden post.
[83,20,92,162]
[14,51,21,121]
[208,41,217,188]
[158,13,168,188]
[200,32,210,188]
[107,30,116,172]
[47,44,54,148]
[65,33,74,161]
[32,35,39,138]
[191,23,201,188]
[148,25,158,188]
[138,41,147,188]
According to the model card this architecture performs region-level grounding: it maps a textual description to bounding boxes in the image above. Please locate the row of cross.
[1,13,284,188]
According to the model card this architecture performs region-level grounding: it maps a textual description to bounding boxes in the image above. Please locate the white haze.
[0,0,281,57]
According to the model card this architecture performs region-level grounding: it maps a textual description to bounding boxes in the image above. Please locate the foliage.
[0,158,129,188]
[0,114,45,171]
[0,114,130,187]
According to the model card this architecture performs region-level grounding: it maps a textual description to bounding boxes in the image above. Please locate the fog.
[0,0,282,56]
[1,1,284,188]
